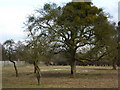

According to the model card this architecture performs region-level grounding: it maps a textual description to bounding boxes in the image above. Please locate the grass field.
[2,65,118,88]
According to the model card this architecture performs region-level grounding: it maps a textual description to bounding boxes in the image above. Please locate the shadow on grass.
[93,68,117,70]
[41,71,102,78]
[42,72,70,78]
[78,73,101,77]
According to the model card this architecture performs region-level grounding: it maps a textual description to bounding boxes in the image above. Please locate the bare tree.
[3,39,18,77]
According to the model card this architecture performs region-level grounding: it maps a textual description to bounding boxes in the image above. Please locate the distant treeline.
[43,60,120,66]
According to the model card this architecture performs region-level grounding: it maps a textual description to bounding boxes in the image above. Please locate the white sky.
[0,0,119,43]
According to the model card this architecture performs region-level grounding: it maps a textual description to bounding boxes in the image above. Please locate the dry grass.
[2,65,118,88]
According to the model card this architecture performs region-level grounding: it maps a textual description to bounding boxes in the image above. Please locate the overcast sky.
[0,0,119,43]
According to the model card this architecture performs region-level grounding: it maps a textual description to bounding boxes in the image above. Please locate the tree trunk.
[13,61,18,77]
[9,52,18,77]
[112,60,116,70]
[33,61,37,73]
[10,60,18,77]
[34,63,41,85]
[69,48,76,77]
[70,60,76,78]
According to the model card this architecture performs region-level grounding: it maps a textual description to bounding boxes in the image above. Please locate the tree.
[91,22,118,69]
[24,20,53,84]
[106,23,118,70]
[57,2,117,76]
[25,2,115,77]
[26,39,42,84]
[3,39,18,77]
[118,21,120,67]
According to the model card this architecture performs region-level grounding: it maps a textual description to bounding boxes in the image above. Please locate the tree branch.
[76,52,107,62]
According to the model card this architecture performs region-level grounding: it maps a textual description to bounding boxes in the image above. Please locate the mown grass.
[2,65,118,88]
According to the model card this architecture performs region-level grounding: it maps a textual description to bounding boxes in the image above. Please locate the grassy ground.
[2,65,118,88]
